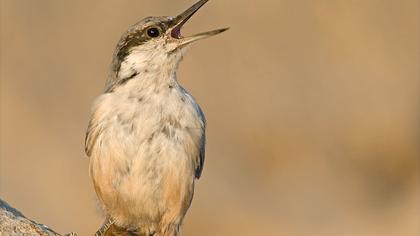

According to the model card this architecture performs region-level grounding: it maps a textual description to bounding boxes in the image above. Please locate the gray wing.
[195,103,206,179]
[85,118,101,157]
[180,87,206,179]
[84,101,106,157]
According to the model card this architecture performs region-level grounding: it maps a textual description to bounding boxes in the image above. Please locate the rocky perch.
[0,198,75,236]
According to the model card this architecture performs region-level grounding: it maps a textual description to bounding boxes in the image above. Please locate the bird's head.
[110,0,228,83]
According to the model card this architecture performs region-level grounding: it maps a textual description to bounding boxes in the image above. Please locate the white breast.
[88,78,204,228]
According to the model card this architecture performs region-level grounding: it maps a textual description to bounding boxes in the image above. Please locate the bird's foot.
[94,218,114,236]
[64,233,78,236]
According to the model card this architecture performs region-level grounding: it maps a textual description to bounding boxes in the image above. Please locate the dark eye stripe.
[112,19,170,75]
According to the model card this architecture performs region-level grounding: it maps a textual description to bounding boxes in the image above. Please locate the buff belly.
[89,113,197,233]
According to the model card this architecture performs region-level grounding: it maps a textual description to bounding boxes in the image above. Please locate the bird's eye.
[147,27,160,38]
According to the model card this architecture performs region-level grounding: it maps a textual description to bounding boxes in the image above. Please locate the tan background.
[1,0,419,235]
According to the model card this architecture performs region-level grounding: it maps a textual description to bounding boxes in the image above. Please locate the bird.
[84,0,228,235]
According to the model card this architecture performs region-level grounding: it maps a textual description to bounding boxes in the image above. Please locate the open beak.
[170,0,229,46]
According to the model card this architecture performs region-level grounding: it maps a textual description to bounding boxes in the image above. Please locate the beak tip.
[220,27,230,33]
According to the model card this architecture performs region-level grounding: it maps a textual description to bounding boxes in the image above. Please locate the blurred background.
[1,0,419,235]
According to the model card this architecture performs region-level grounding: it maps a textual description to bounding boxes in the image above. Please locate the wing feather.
[194,103,206,179]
